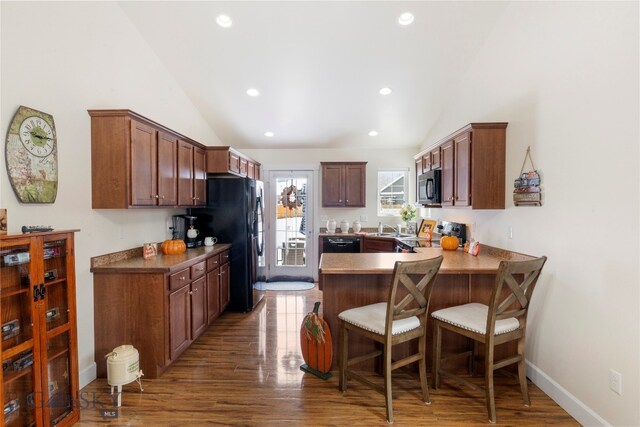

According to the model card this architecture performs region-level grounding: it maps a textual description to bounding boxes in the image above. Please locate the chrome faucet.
[379,222,400,236]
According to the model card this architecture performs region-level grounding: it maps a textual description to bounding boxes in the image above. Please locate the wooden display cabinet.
[0,230,80,427]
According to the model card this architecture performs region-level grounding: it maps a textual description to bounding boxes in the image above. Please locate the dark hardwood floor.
[79,287,578,426]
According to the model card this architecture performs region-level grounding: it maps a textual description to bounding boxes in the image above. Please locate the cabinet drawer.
[220,250,230,264]
[207,254,220,271]
[169,268,191,291]
[191,261,206,280]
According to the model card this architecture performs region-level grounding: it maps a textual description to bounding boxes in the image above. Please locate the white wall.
[419,2,639,426]
[1,2,220,387]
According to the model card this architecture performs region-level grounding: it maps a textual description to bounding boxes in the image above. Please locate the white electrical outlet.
[360,215,368,222]
[508,226,513,239]
[609,369,622,395]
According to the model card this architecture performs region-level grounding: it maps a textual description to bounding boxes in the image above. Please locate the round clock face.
[19,115,55,157]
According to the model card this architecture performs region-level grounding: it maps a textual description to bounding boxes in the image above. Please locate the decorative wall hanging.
[280,183,302,210]
[5,106,58,203]
[513,146,542,206]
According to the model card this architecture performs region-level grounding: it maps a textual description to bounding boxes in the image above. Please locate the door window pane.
[274,177,307,267]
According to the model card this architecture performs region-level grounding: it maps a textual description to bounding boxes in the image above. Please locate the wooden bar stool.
[431,256,547,423]
[338,256,443,424]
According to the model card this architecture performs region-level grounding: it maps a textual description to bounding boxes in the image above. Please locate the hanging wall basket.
[513,146,542,206]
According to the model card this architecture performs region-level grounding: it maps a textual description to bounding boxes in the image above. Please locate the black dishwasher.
[322,236,361,253]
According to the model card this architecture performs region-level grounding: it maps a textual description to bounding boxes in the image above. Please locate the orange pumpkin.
[160,239,186,255]
[300,302,333,375]
[440,235,459,250]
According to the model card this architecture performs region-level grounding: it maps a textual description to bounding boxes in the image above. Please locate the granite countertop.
[90,244,232,274]
[319,246,535,275]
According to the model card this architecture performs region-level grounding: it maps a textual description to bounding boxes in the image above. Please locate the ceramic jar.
[340,220,350,234]
[326,219,337,234]
[352,220,362,233]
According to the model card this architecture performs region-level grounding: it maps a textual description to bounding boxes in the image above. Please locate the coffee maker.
[171,215,200,248]
[184,215,200,248]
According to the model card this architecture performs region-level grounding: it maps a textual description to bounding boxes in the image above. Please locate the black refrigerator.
[190,177,265,312]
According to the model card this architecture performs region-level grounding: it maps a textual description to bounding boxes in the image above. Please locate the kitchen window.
[377,170,408,216]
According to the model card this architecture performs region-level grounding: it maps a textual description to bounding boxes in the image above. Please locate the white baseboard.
[526,360,609,426]
[79,362,97,389]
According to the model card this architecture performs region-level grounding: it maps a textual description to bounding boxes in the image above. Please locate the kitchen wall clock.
[5,106,58,203]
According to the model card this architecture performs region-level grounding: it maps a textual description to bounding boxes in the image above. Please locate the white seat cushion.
[431,303,519,335]
[339,302,420,336]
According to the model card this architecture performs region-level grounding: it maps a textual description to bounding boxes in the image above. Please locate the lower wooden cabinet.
[204,249,230,325]
[93,245,232,379]
[362,236,396,253]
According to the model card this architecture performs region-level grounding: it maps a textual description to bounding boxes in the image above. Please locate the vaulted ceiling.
[119,1,509,149]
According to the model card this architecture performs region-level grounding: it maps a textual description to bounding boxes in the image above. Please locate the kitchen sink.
[367,232,416,238]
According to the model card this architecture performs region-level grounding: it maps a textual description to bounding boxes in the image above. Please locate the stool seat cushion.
[339,302,420,336]
[431,303,519,335]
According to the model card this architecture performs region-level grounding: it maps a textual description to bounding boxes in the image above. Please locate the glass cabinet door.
[1,238,38,427]
[40,237,75,426]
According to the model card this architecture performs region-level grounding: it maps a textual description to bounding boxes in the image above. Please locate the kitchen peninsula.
[319,246,535,370]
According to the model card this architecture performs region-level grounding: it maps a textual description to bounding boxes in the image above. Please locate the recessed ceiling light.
[264,131,274,137]
[379,87,393,95]
[246,88,260,97]
[368,130,379,137]
[398,12,415,26]
[216,14,233,28]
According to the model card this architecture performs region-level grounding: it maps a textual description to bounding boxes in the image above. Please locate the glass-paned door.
[40,236,76,426]
[267,171,315,279]
[0,238,39,427]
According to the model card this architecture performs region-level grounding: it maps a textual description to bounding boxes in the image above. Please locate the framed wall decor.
[5,106,58,203]
[418,219,437,238]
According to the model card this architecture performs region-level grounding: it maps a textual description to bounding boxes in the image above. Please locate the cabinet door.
[345,164,366,207]
[193,147,207,206]
[362,237,395,253]
[441,140,454,206]
[177,140,194,206]
[0,238,40,427]
[40,235,79,426]
[130,120,157,206]
[206,270,220,324]
[228,152,240,174]
[422,153,431,173]
[239,158,248,177]
[247,162,255,179]
[454,132,471,207]
[157,132,178,206]
[220,262,230,312]
[322,164,345,207]
[431,147,441,169]
[169,285,191,360]
[190,277,207,339]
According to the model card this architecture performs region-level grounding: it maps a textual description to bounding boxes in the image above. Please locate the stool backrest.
[386,256,444,336]
[488,256,547,336]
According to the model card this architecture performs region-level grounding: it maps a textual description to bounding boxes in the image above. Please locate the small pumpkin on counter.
[160,239,186,255]
[440,235,460,251]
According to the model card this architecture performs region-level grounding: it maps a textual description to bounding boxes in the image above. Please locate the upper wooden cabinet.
[89,109,206,208]
[321,162,367,207]
[206,146,261,179]
[177,141,206,207]
[414,123,507,209]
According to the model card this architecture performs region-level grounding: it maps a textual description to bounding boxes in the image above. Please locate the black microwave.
[417,170,441,205]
